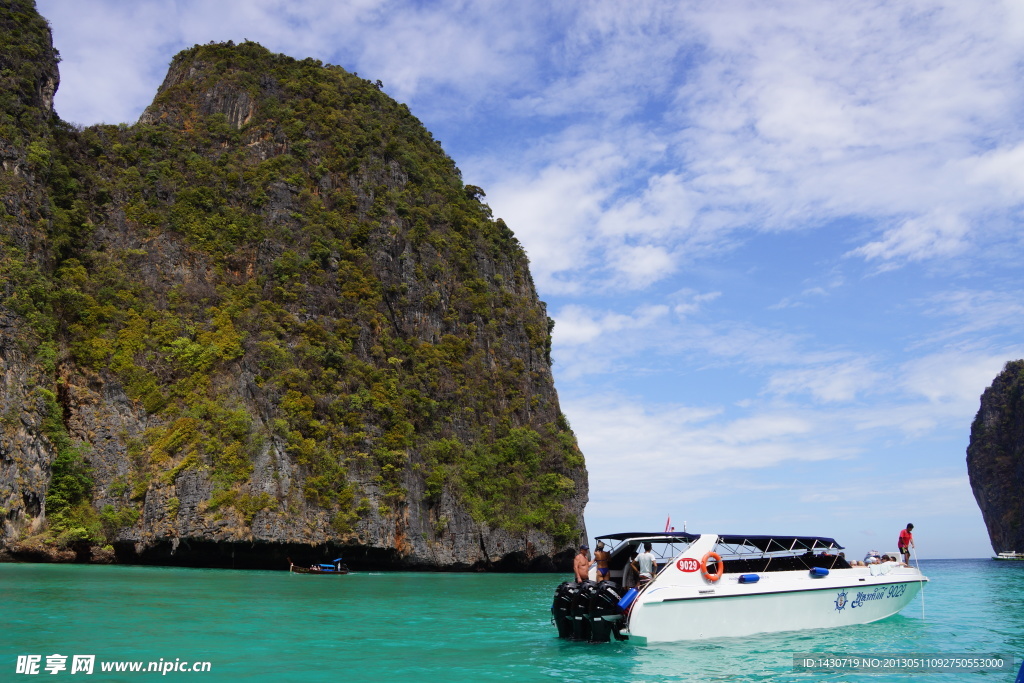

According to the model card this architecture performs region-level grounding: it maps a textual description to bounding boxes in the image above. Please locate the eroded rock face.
[967,360,1024,554]
[0,3,587,570]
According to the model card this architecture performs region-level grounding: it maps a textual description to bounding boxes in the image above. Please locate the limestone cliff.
[967,360,1024,554]
[0,1,588,570]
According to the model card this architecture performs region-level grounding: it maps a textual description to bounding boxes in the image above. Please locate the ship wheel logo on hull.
[834,590,848,612]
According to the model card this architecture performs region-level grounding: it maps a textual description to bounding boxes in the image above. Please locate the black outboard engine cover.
[551,581,577,639]
[588,582,623,643]
[570,580,599,641]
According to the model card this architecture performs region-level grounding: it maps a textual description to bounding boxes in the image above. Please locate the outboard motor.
[551,581,578,639]
[588,582,624,642]
[570,580,599,641]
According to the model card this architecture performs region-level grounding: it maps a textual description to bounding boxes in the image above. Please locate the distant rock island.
[967,360,1024,555]
[0,0,588,570]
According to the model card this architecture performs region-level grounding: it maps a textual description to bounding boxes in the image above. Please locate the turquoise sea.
[1,559,1022,682]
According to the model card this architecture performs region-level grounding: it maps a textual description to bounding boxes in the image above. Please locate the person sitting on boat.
[632,543,657,586]
[881,554,908,567]
[573,544,590,583]
[593,541,610,583]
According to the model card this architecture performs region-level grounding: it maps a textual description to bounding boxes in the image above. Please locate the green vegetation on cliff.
[0,2,586,562]
[0,0,57,145]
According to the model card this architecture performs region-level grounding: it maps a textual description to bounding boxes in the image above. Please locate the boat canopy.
[716,535,843,552]
[597,532,700,543]
[595,532,843,552]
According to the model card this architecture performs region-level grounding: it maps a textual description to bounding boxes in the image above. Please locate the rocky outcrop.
[0,0,59,138]
[967,360,1024,554]
[0,2,587,570]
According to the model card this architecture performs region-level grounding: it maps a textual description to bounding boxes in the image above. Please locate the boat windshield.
[595,533,697,568]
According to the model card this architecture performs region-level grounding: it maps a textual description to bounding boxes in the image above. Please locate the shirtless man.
[573,544,590,583]
[593,541,610,583]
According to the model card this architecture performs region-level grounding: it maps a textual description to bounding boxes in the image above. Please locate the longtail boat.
[288,557,350,575]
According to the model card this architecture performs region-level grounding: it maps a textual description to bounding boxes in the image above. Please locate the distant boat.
[288,557,350,574]
[993,551,1024,561]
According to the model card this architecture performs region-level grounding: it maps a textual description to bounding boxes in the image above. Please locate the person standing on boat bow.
[898,523,915,565]
[574,544,591,583]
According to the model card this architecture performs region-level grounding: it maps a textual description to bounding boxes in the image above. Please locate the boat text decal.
[835,584,908,611]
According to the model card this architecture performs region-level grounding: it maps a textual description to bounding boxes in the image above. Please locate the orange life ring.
[701,551,724,582]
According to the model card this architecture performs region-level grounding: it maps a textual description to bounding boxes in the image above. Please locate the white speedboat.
[552,531,927,644]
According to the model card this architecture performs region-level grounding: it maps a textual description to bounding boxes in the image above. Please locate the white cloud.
[477,0,1024,292]
[567,393,837,481]
[671,289,720,317]
[606,244,675,289]
[964,142,1024,203]
[848,211,971,268]
[551,301,811,382]
[905,474,972,494]
[596,173,696,238]
[485,155,615,293]
[552,305,658,347]
[349,0,548,104]
[766,359,886,404]
[551,304,670,378]
[822,350,1019,439]
[565,392,858,531]
[900,351,1014,409]
[915,289,1024,349]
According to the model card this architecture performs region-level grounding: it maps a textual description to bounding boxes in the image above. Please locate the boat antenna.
[912,544,925,621]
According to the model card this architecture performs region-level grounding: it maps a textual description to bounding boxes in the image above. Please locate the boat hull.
[625,570,925,643]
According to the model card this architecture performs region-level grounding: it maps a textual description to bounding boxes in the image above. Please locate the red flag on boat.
[664,515,671,532]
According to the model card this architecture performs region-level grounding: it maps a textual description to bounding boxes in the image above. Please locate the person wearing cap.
[898,523,915,565]
[593,541,610,582]
[573,544,591,582]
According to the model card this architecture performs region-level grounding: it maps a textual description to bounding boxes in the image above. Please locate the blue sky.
[36,0,1024,559]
